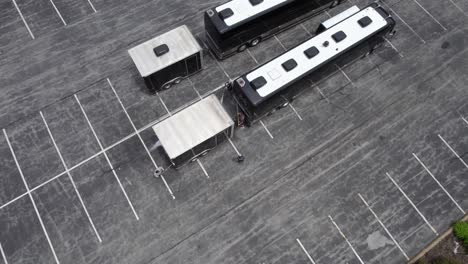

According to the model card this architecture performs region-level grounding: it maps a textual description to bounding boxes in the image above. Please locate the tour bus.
[230,3,396,124]
[204,0,343,60]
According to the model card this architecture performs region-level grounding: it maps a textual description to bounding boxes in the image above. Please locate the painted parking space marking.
[380,1,426,44]
[48,0,67,25]
[383,36,404,58]
[357,193,409,261]
[386,172,438,235]
[448,0,468,17]
[107,78,176,199]
[0,242,8,264]
[438,134,468,170]
[274,35,287,51]
[246,48,259,65]
[289,104,303,121]
[336,64,355,87]
[412,153,465,214]
[11,0,35,39]
[75,94,140,220]
[296,238,317,264]
[3,129,61,264]
[196,159,210,178]
[328,215,365,264]
[0,83,230,210]
[259,120,274,139]
[40,111,103,242]
[87,0,97,13]
[411,0,447,31]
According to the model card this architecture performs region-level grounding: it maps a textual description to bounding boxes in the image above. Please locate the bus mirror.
[207,9,215,17]
[237,78,246,87]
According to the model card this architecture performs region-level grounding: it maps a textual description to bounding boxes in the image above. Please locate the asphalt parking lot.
[1,0,468,263]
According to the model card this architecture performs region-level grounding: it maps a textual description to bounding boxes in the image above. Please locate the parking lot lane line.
[438,134,468,170]
[296,238,317,264]
[156,93,172,116]
[246,48,259,65]
[48,0,67,26]
[3,129,61,264]
[383,37,404,58]
[380,1,426,44]
[328,215,365,264]
[335,64,355,87]
[411,0,447,31]
[300,23,313,37]
[259,120,274,139]
[312,83,331,104]
[0,192,28,210]
[196,159,209,179]
[224,132,243,157]
[385,172,438,235]
[0,242,8,264]
[289,104,303,121]
[40,111,103,243]
[274,35,287,51]
[74,95,140,220]
[87,0,97,12]
[107,78,175,200]
[412,153,466,214]
[188,77,203,100]
[11,0,35,39]
[357,193,409,260]
[448,0,468,17]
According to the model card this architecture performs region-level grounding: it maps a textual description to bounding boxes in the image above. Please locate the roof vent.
[219,8,234,20]
[358,16,373,27]
[249,0,263,6]
[154,44,169,57]
[251,76,267,90]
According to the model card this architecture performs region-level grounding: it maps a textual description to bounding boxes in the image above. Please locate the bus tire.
[237,44,248,52]
[250,38,261,47]
[331,0,340,8]
[174,78,182,84]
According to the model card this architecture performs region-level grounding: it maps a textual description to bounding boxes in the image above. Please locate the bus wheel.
[250,38,261,47]
[237,44,248,52]
[174,78,182,84]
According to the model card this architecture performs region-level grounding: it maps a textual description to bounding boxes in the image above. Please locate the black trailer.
[128,25,203,92]
[231,3,396,124]
[204,0,342,60]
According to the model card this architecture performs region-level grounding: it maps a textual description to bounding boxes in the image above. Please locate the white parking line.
[48,0,67,26]
[289,104,303,121]
[296,238,317,264]
[40,111,103,243]
[196,159,209,178]
[335,64,355,87]
[87,0,97,12]
[246,48,259,65]
[411,0,447,31]
[357,193,409,261]
[259,120,274,139]
[107,78,176,199]
[312,82,330,103]
[328,215,365,264]
[383,37,404,58]
[0,83,231,210]
[448,0,468,17]
[225,132,243,157]
[0,242,8,264]
[2,129,61,264]
[438,134,468,170]
[380,1,426,44]
[274,35,287,51]
[412,153,465,214]
[385,172,438,235]
[11,0,35,39]
[156,92,172,116]
[188,77,203,100]
[74,94,140,220]
[300,23,313,37]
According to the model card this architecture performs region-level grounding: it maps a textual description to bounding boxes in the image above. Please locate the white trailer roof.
[152,95,234,160]
[246,6,389,97]
[128,25,202,77]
